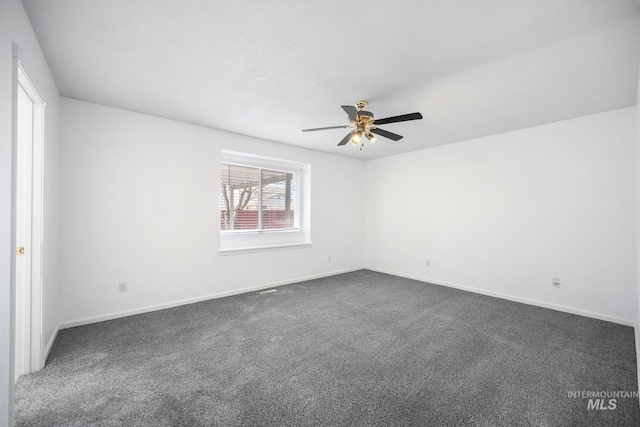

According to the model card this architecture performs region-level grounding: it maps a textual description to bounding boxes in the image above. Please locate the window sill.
[218,242,312,256]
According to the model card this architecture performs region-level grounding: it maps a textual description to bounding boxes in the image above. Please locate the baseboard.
[43,324,59,364]
[365,266,634,326]
[59,267,364,330]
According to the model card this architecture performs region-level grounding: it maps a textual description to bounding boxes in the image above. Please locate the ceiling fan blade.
[370,128,403,141]
[337,132,354,146]
[302,125,349,132]
[373,112,423,125]
[341,105,358,121]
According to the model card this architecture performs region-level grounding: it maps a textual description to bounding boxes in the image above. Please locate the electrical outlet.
[552,278,561,288]
[118,282,127,293]
[425,260,430,267]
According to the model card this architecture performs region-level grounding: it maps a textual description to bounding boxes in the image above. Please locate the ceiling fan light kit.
[302,100,423,150]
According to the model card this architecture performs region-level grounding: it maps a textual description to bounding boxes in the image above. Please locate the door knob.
[16,247,24,255]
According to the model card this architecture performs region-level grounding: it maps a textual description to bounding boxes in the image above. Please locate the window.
[220,164,297,232]
[219,151,310,253]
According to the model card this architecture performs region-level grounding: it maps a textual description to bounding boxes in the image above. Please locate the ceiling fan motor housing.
[354,101,374,127]
[356,110,375,128]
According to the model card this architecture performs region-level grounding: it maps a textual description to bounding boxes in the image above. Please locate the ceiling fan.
[302,100,423,148]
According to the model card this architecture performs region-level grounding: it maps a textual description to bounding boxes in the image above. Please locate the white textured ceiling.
[22,0,640,160]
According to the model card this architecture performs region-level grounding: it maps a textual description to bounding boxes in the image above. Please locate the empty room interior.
[2,0,640,426]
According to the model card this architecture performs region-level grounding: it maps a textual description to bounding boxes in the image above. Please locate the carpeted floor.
[15,270,640,426]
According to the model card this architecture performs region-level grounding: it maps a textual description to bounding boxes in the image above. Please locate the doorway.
[14,61,45,379]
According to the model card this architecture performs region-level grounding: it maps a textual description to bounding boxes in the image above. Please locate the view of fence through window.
[220,163,296,231]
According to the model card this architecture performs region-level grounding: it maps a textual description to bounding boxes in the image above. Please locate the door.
[14,63,45,379]
[14,83,33,378]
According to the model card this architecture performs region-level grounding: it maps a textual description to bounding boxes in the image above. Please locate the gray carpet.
[15,270,640,426]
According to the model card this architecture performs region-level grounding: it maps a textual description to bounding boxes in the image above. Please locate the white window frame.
[219,151,311,254]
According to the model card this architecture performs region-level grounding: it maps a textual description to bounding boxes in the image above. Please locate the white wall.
[0,1,61,426]
[365,107,637,325]
[59,98,365,325]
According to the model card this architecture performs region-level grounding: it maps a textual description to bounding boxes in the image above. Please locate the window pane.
[220,163,259,230]
[261,169,295,230]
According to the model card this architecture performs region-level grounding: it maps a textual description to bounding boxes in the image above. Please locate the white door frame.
[12,44,46,379]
